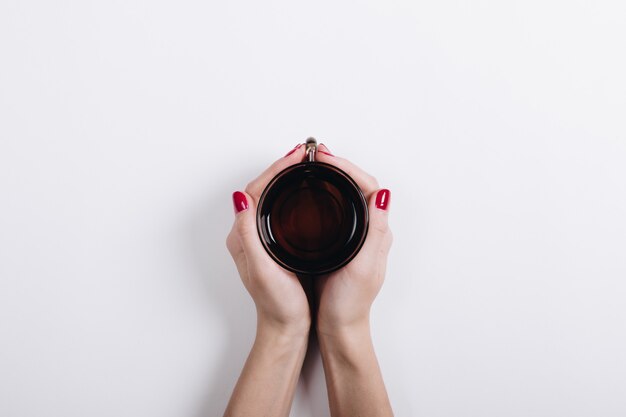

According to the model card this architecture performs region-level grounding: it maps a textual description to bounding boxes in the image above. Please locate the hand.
[313,144,393,337]
[313,144,394,417]
[223,145,316,417]
[224,142,394,417]
[225,144,312,337]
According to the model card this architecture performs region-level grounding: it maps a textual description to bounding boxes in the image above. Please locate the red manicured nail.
[284,143,303,157]
[232,191,248,213]
[318,143,333,156]
[375,189,390,210]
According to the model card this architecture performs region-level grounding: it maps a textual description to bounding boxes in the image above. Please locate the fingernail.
[284,143,303,157]
[232,191,248,213]
[318,143,334,156]
[375,189,390,210]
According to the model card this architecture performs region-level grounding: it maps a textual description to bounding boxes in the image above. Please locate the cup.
[257,138,369,275]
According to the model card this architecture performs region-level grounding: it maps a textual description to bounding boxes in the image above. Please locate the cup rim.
[256,161,369,276]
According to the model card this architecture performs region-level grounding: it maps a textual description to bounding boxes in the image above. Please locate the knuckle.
[244,182,256,196]
[236,217,256,238]
[369,217,389,235]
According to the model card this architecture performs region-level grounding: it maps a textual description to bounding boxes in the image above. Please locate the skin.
[223,143,393,417]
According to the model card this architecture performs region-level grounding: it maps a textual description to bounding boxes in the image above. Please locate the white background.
[1,1,625,416]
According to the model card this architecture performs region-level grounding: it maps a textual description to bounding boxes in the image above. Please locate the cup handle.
[305,137,317,162]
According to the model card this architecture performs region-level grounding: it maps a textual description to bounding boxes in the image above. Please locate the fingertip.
[316,152,379,196]
[374,188,391,211]
[284,143,304,158]
[366,188,391,237]
[232,190,249,214]
[318,143,334,156]
[232,190,260,241]
[245,146,306,199]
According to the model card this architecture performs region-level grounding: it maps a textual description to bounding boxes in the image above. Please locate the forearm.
[223,319,308,417]
[318,320,393,417]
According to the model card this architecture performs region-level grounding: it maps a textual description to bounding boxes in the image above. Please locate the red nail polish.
[375,189,390,210]
[285,143,303,157]
[318,143,334,156]
[232,191,249,213]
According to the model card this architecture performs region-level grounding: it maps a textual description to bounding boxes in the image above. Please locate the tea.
[257,161,368,275]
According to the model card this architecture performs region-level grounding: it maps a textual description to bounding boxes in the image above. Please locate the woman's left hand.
[226,144,311,337]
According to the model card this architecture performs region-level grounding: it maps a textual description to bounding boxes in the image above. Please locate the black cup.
[257,138,369,275]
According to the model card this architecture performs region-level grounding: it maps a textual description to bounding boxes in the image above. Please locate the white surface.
[1,1,625,416]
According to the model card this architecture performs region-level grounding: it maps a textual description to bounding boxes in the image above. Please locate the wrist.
[317,319,372,357]
[251,320,309,369]
[316,313,371,340]
[317,321,377,378]
[256,314,310,344]
[317,319,371,341]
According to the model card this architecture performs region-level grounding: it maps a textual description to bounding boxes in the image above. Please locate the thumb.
[362,188,392,252]
[231,190,267,261]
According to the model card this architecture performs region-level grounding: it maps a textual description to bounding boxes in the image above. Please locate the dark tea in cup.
[257,138,369,275]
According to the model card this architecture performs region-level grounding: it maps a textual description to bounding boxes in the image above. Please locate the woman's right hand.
[312,144,394,417]
[313,144,393,337]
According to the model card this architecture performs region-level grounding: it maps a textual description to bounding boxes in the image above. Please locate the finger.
[315,145,380,196]
[360,188,392,254]
[231,190,274,265]
[244,143,306,201]
[317,143,334,156]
